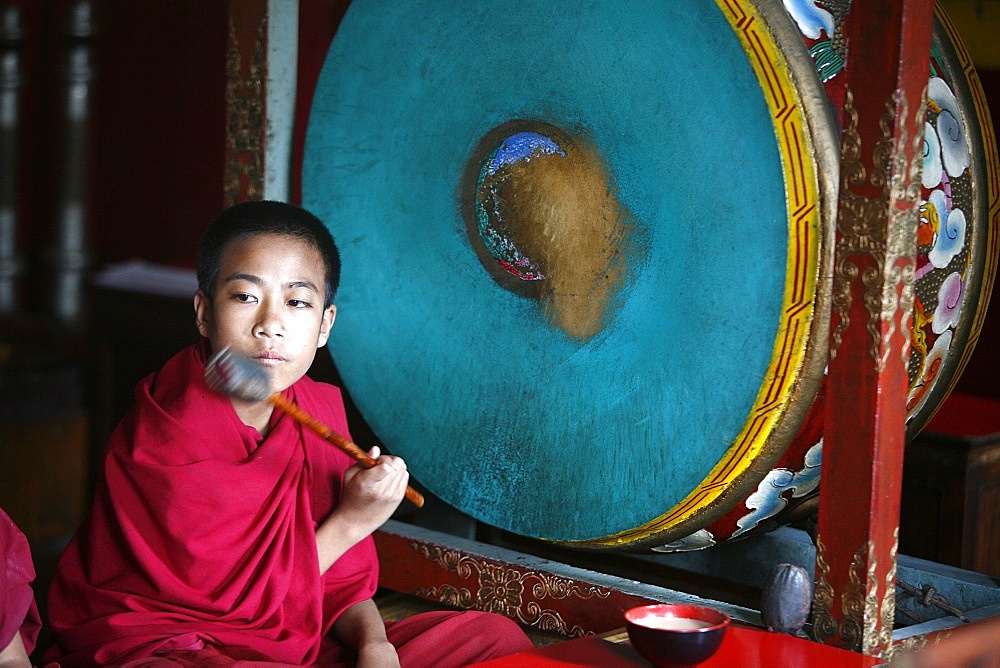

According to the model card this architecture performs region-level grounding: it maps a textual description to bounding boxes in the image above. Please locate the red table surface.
[470,626,884,667]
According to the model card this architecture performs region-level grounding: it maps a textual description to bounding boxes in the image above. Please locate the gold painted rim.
[563,0,838,549]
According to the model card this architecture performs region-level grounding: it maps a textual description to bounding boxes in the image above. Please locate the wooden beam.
[812,0,936,657]
[224,0,267,205]
[375,521,760,638]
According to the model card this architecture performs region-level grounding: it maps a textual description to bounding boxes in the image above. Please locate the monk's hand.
[341,446,409,530]
[316,447,410,571]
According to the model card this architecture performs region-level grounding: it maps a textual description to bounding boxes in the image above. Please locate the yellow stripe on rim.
[569,0,824,549]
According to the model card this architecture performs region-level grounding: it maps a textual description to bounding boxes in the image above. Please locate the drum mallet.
[204,346,424,508]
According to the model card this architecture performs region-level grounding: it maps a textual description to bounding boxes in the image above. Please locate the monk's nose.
[254,304,285,338]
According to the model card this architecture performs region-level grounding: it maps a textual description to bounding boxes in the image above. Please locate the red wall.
[87,1,228,268]
[11,0,226,275]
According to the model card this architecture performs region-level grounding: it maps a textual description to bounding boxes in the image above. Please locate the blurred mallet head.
[204,346,272,401]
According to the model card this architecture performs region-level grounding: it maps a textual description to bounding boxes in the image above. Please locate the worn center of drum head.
[468,121,640,343]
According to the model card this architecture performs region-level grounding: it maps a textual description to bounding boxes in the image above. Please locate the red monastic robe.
[45,343,532,666]
[1,508,42,657]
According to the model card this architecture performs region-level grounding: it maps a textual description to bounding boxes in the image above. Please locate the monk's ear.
[317,305,336,348]
[194,290,212,338]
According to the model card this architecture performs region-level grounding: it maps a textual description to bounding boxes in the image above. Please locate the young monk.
[44,201,534,666]
[0,508,41,668]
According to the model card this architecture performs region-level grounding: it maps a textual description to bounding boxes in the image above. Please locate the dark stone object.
[761,562,813,637]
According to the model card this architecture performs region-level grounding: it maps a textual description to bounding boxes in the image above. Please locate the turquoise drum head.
[303,0,838,549]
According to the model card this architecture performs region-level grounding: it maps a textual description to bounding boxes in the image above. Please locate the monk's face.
[194,232,336,396]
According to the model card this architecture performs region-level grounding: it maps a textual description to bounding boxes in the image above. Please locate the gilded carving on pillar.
[830,85,923,372]
[886,627,953,662]
[841,540,876,653]
[812,532,895,655]
[883,92,926,370]
[879,529,899,651]
[408,541,612,637]
[811,533,837,643]
[224,13,265,205]
[830,86,888,367]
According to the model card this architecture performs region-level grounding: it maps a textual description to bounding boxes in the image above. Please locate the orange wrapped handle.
[269,394,425,508]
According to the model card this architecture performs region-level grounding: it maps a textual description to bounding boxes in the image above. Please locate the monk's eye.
[288,299,312,308]
[233,293,257,303]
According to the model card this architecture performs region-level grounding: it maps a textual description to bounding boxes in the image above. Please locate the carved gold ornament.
[409,541,612,638]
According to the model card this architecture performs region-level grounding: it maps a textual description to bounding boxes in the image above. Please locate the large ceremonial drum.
[302,0,998,551]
